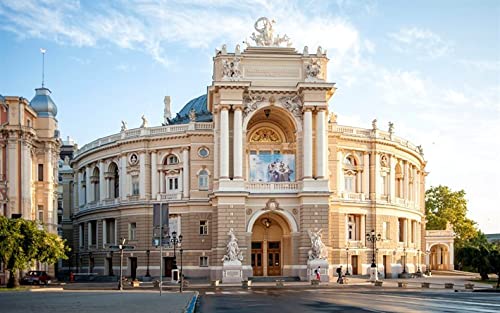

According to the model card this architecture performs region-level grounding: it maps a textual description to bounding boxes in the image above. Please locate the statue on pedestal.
[222,229,243,264]
[121,120,127,132]
[307,229,328,260]
[164,96,171,125]
[189,108,196,122]
[140,115,148,128]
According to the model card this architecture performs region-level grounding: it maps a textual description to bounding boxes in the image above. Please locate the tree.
[0,216,69,288]
[425,185,478,247]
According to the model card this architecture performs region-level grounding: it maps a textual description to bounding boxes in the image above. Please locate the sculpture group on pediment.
[279,94,303,117]
[305,59,322,82]
[250,128,281,143]
[243,94,265,117]
[249,17,292,47]
[221,58,242,81]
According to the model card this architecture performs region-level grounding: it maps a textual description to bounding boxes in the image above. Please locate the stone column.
[86,166,92,203]
[77,171,83,206]
[403,161,409,199]
[315,109,327,178]
[220,107,229,179]
[390,156,396,202]
[360,215,366,244]
[102,220,107,248]
[356,172,362,193]
[303,109,313,178]
[362,152,369,197]
[182,148,190,198]
[159,171,165,194]
[139,152,146,199]
[337,150,344,193]
[374,153,381,196]
[412,166,417,203]
[151,151,158,199]
[99,161,105,202]
[233,107,243,179]
[120,155,127,200]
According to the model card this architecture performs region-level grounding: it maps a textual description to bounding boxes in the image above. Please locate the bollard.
[421,282,430,288]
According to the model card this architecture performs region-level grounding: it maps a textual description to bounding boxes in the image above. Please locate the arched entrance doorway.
[429,244,450,270]
[250,212,292,277]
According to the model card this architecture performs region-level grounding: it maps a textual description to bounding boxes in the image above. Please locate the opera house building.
[61,19,451,282]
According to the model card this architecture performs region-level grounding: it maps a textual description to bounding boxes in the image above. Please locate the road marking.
[204,291,215,295]
[237,291,250,294]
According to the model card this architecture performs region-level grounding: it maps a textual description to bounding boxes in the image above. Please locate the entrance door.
[351,255,358,275]
[129,257,137,279]
[383,255,388,278]
[251,242,263,276]
[106,257,114,276]
[163,257,174,277]
[267,241,281,276]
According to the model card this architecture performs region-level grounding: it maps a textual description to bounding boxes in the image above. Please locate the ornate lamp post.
[345,247,350,276]
[118,238,126,291]
[167,231,183,270]
[145,250,151,277]
[365,229,382,281]
[402,247,408,274]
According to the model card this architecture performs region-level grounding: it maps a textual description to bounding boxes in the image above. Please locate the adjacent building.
[0,87,61,283]
[64,19,431,281]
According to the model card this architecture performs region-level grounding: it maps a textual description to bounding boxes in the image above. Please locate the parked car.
[22,271,51,285]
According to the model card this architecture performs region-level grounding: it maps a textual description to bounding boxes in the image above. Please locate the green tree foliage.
[425,185,478,246]
[456,243,500,286]
[0,216,69,288]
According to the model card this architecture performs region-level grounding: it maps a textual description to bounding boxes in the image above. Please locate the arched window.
[344,155,356,166]
[198,169,209,190]
[92,167,100,201]
[343,154,359,193]
[82,171,87,203]
[165,155,179,165]
[108,162,119,199]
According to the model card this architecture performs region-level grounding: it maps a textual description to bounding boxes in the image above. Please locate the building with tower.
[64,18,435,281]
[0,86,61,284]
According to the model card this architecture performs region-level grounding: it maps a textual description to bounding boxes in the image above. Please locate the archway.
[250,211,293,277]
[429,244,450,270]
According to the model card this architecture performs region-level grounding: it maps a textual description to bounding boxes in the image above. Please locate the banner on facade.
[249,153,295,182]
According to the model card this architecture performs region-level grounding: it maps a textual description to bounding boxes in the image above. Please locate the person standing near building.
[336,265,343,283]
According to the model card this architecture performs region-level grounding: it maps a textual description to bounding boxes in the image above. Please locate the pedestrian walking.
[336,265,343,283]
[315,266,321,281]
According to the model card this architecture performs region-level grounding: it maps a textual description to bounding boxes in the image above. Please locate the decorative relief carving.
[189,108,196,122]
[307,229,328,260]
[243,94,265,117]
[279,94,303,117]
[380,154,388,168]
[246,208,252,215]
[262,199,281,211]
[221,58,242,81]
[129,153,139,165]
[221,229,243,264]
[305,59,323,82]
[250,128,281,143]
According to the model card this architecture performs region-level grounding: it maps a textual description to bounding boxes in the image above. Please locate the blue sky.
[1,0,499,233]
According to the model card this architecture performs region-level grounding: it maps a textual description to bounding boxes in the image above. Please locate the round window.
[198,147,209,158]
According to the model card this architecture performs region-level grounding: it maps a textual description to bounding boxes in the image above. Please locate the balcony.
[158,192,183,201]
[245,182,300,193]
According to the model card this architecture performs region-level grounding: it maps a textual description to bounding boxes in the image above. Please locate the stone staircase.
[249,276,301,282]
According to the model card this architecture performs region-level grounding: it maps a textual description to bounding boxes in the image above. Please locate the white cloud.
[457,59,500,72]
[389,27,453,58]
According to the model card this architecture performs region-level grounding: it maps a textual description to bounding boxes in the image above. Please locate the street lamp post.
[416,249,421,274]
[118,238,126,291]
[146,250,151,277]
[345,247,350,276]
[402,247,408,274]
[425,249,431,275]
[179,248,184,293]
[365,229,382,281]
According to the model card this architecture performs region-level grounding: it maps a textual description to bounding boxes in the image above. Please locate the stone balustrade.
[245,182,300,193]
[74,122,213,158]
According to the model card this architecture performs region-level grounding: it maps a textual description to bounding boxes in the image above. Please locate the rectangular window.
[345,176,354,192]
[199,256,208,267]
[347,215,356,240]
[199,220,208,235]
[168,177,178,190]
[129,222,137,241]
[91,221,97,245]
[132,176,139,196]
[382,222,390,240]
[398,218,405,242]
[105,219,116,245]
[37,205,44,222]
[38,164,44,181]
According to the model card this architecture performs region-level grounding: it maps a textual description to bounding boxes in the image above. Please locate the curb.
[184,291,199,313]
[30,288,64,292]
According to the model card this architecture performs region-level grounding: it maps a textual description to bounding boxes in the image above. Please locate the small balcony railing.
[245,182,300,193]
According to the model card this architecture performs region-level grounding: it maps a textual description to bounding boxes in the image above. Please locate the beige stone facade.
[0,91,61,284]
[64,25,430,281]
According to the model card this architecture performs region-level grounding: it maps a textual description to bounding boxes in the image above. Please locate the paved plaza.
[0,291,196,313]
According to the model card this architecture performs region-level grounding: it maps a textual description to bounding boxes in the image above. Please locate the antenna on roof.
[40,48,46,87]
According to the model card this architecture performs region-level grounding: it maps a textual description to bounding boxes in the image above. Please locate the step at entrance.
[249,276,300,282]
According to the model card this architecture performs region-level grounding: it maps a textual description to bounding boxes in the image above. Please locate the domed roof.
[30,87,58,117]
[169,94,212,125]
